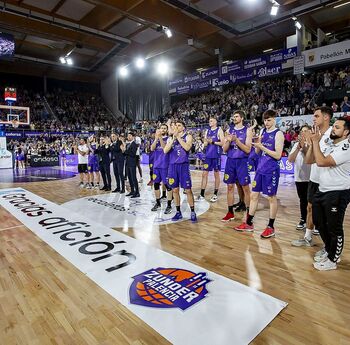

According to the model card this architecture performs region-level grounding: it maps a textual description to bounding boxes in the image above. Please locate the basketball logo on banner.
[129,268,212,310]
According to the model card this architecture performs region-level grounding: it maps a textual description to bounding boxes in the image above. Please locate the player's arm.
[312,139,336,167]
[164,136,174,153]
[177,134,193,151]
[288,143,301,163]
[159,136,167,149]
[257,131,284,160]
[222,130,231,153]
[236,129,252,154]
[150,138,158,152]
[304,142,316,164]
[216,128,225,147]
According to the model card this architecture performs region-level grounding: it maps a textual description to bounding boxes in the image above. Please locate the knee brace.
[154,183,160,190]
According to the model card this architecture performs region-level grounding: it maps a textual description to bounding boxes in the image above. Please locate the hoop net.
[11,119,19,128]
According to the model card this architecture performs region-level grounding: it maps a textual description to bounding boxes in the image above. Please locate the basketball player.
[198,116,224,202]
[235,109,284,238]
[221,110,252,222]
[87,135,100,189]
[288,125,311,231]
[311,117,350,270]
[292,107,332,247]
[164,121,197,222]
[151,124,172,214]
[74,138,89,188]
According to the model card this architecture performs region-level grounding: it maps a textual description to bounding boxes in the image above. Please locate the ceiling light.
[119,66,128,77]
[66,57,73,65]
[59,56,66,64]
[165,28,172,38]
[333,1,350,8]
[156,62,169,75]
[263,48,273,53]
[270,4,279,16]
[135,57,145,69]
[326,32,332,36]
[294,20,302,30]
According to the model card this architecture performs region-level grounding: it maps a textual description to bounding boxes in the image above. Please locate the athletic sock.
[162,191,166,198]
[246,214,254,226]
[156,198,161,206]
[176,206,181,212]
[167,200,172,207]
[190,206,195,212]
[305,228,313,241]
[228,205,234,214]
[200,189,205,197]
[268,218,275,228]
[214,189,218,196]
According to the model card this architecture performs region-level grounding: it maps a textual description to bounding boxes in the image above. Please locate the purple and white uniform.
[224,126,250,186]
[88,143,100,172]
[153,136,169,185]
[16,152,25,161]
[252,128,281,196]
[204,127,222,171]
[167,134,192,189]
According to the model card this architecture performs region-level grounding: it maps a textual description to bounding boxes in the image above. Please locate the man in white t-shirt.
[292,107,333,247]
[288,125,311,230]
[311,117,350,270]
[75,138,89,187]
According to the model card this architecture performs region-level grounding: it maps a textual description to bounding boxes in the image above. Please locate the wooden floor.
[0,167,349,345]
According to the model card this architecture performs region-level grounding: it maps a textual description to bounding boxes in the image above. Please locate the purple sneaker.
[171,212,183,221]
[190,211,197,223]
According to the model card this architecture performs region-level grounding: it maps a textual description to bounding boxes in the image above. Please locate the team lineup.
[72,107,350,271]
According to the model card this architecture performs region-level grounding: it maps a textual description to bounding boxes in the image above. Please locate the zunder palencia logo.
[129,267,211,310]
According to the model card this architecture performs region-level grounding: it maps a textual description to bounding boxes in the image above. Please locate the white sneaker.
[314,251,328,262]
[209,195,218,203]
[291,237,314,247]
[139,178,143,183]
[95,184,100,189]
[86,184,92,189]
[314,247,327,261]
[79,182,84,188]
[296,221,306,231]
[312,229,320,236]
[313,258,337,271]
[197,195,205,201]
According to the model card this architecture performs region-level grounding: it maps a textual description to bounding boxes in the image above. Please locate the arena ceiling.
[0,0,349,82]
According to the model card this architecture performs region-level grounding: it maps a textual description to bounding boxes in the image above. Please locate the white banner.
[276,112,347,127]
[0,188,286,345]
[293,56,305,75]
[0,135,12,169]
[302,41,350,67]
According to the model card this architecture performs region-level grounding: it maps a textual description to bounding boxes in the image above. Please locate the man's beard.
[330,133,340,140]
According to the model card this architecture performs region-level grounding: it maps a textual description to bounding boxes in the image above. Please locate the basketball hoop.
[11,119,19,129]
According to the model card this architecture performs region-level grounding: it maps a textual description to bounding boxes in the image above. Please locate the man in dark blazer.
[110,133,125,193]
[125,131,140,198]
[96,136,112,191]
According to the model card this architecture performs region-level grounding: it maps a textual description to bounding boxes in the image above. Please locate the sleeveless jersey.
[169,133,189,164]
[154,136,169,169]
[205,127,222,158]
[227,126,249,159]
[256,128,280,174]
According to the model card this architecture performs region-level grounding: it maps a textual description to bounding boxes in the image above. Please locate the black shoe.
[105,188,111,191]
[160,195,167,200]
[100,186,107,190]
[151,203,161,211]
[113,188,121,193]
[235,204,247,212]
[120,189,125,194]
[233,201,242,208]
[126,192,134,196]
[131,193,140,198]
[164,206,172,214]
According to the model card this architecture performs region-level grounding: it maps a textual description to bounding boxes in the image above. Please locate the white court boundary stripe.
[0,225,25,232]
[0,188,287,345]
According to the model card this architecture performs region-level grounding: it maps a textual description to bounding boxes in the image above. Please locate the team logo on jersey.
[129,267,211,310]
[168,178,175,185]
[152,174,157,180]
[224,173,229,181]
[342,143,349,151]
[149,163,153,168]
[203,163,209,169]
[252,180,257,187]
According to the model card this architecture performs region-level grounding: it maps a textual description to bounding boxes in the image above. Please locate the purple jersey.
[88,143,98,165]
[205,127,222,158]
[154,136,169,169]
[227,126,249,159]
[256,128,280,174]
[169,134,189,164]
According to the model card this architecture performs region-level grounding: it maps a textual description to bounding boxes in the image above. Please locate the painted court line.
[0,224,26,232]
[0,188,287,345]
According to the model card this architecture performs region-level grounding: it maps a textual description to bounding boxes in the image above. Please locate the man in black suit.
[110,133,125,193]
[96,136,112,191]
[125,131,140,198]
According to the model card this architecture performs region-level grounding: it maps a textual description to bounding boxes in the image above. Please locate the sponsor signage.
[221,61,242,75]
[30,155,59,167]
[190,79,212,91]
[211,75,231,87]
[243,55,269,70]
[0,188,287,345]
[0,134,12,168]
[275,112,345,128]
[5,131,23,138]
[183,72,201,84]
[61,154,78,166]
[293,56,305,75]
[279,157,294,174]
[176,84,191,94]
[169,77,183,87]
[256,63,282,78]
[230,70,255,83]
[302,41,350,67]
[200,67,219,80]
[4,87,16,102]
